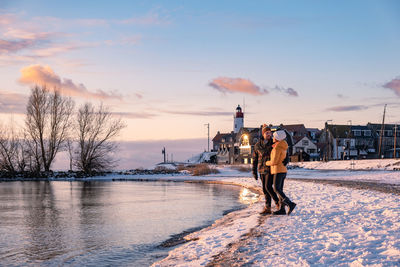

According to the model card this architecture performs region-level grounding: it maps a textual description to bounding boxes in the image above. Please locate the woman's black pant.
[260,173,279,207]
[273,172,288,204]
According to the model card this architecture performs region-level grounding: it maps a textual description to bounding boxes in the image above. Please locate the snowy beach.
[142,160,400,266]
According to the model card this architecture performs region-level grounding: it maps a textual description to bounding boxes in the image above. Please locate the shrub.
[191,164,219,176]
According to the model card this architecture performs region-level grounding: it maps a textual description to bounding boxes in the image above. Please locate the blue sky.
[1,0,400,166]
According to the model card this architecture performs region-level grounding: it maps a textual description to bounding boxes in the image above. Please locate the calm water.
[0,181,250,266]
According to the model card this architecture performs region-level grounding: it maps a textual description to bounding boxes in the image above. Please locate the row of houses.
[211,105,399,164]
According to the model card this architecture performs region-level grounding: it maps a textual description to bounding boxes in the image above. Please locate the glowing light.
[240,134,250,149]
[239,188,259,204]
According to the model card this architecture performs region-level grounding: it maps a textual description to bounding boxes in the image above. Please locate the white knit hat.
[273,130,286,141]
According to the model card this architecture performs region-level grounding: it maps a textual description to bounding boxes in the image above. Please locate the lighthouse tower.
[233,105,244,133]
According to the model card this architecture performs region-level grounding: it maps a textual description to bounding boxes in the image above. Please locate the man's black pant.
[260,173,279,207]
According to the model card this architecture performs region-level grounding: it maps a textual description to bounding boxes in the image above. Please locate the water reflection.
[239,188,259,205]
[22,182,66,262]
[0,181,248,266]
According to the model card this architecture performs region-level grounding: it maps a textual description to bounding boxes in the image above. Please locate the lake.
[0,180,251,266]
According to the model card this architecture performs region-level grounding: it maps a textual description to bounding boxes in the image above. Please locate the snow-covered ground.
[289,159,400,185]
[77,163,400,266]
[291,158,400,171]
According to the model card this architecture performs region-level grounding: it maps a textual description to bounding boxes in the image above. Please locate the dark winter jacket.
[252,138,273,175]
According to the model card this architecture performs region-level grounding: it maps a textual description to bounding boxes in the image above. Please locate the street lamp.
[394,124,397,159]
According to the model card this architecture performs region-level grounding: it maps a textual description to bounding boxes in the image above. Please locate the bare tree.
[75,103,125,174]
[0,122,27,173]
[25,85,75,172]
[66,138,74,171]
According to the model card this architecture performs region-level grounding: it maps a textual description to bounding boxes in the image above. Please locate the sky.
[1,0,400,168]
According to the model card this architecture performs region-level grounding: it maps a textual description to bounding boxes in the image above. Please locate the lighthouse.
[233,105,244,133]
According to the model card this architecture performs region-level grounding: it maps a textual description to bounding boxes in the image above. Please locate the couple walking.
[252,124,296,215]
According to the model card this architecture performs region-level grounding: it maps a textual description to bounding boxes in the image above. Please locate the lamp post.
[204,123,210,152]
[347,120,352,160]
[394,124,397,159]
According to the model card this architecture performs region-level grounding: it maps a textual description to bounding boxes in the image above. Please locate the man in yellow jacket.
[265,130,297,215]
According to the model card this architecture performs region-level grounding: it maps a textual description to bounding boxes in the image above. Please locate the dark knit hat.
[262,124,271,135]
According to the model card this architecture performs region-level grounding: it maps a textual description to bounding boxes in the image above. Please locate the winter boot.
[273,203,286,215]
[283,198,296,215]
[260,206,272,215]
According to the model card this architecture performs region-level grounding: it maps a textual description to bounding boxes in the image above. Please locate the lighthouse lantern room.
[233,105,244,133]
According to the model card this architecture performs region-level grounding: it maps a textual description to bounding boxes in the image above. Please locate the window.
[307,149,316,153]
[222,138,225,142]
[302,140,309,146]
[295,147,303,153]
[363,130,371,136]
[353,130,361,136]
[376,131,380,136]
[387,130,392,137]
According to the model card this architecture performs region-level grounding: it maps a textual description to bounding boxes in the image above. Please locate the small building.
[319,123,375,160]
[291,136,318,161]
[212,131,236,164]
[367,123,400,158]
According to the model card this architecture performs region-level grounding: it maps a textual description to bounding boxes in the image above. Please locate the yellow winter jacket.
[265,140,288,174]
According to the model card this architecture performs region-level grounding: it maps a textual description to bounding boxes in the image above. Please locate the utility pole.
[204,123,210,152]
[394,124,397,159]
[378,104,387,159]
[325,120,332,161]
[347,120,352,160]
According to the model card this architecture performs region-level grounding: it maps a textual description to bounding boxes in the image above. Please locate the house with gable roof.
[281,124,319,161]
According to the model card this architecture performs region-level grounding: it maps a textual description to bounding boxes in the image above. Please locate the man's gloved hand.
[253,172,258,180]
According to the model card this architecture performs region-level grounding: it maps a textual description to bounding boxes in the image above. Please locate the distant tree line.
[0,85,125,177]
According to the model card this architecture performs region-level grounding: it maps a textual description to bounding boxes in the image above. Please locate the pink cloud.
[18,64,122,100]
[383,77,400,97]
[209,77,268,95]
[326,105,368,112]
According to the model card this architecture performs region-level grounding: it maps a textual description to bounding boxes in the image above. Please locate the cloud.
[0,28,54,55]
[326,105,368,112]
[383,77,400,97]
[18,64,122,100]
[0,90,28,114]
[209,77,299,97]
[113,112,157,119]
[31,43,88,57]
[209,77,268,95]
[0,39,36,54]
[272,86,299,97]
[162,110,234,116]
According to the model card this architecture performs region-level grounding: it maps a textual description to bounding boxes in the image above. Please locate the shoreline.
[2,167,399,265]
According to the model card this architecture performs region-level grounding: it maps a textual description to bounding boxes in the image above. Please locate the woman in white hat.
[265,130,296,215]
